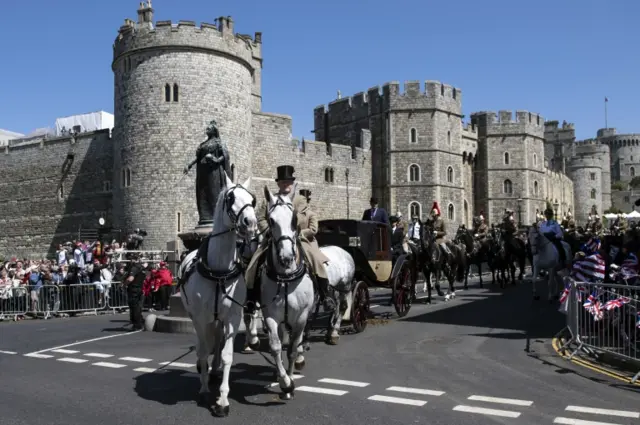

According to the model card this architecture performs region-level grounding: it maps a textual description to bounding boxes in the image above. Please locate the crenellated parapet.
[113,14,262,71]
[470,110,545,138]
[313,80,463,128]
[3,129,112,155]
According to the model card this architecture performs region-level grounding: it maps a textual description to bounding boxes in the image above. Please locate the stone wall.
[0,130,113,258]
[545,170,574,219]
[611,189,640,212]
[251,112,372,219]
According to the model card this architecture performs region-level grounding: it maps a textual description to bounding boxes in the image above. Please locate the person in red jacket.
[154,262,173,310]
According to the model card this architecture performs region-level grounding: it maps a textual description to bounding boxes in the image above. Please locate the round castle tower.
[111,2,262,249]
[568,141,610,225]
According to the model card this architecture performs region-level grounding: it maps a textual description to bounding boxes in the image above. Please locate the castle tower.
[544,120,575,173]
[471,110,545,225]
[111,5,263,249]
[568,141,610,224]
[312,80,477,227]
[595,128,640,210]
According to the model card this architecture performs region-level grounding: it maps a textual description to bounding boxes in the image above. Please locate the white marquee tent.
[54,111,114,136]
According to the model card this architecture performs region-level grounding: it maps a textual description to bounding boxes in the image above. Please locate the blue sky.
[1,0,637,141]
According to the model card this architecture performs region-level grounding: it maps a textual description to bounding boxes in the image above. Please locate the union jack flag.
[583,289,604,320]
[603,297,631,311]
[621,253,639,278]
[571,253,606,282]
[559,282,571,304]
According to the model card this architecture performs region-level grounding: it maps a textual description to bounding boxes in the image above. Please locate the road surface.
[1,278,638,425]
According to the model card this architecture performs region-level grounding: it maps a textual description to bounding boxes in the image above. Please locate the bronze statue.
[183,120,231,226]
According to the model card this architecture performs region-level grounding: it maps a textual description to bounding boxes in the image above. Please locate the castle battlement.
[293,138,371,157]
[113,5,261,69]
[470,110,545,137]
[545,120,574,130]
[462,121,477,136]
[314,80,463,127]
[4,129,112,155]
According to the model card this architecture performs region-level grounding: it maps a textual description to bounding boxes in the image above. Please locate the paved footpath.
[1,278,639,425]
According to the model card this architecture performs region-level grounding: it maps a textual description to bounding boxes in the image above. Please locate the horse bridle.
[267,196,299,268]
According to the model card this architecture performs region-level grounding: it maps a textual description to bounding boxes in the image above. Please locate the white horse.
[528,224,572,301]
[257,185,349,399]
[179,174,257,417]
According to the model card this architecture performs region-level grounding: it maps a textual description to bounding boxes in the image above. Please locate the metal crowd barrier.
[558,278,640,383]
[0,281,179,321]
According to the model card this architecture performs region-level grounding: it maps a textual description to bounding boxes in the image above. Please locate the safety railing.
[0,281,179,320]
[558,277,640,383]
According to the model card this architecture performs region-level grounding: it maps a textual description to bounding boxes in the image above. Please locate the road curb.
[551,336,640,386]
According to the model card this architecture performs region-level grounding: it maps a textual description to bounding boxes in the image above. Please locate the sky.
[1,0,638,141]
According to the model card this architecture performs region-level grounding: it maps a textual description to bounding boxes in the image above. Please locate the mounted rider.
[501,208,522,252]
[564,211,576,232]
[611,213,628,235]
[539,207,567,265]
[590,213,603,236]
[390,216,407,265]
[425,201,453,260]
[535,209,545,224]
[472,212,488,241]
[245,165,332,311]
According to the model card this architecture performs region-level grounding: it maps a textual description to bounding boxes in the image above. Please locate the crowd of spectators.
[0,236,175,320]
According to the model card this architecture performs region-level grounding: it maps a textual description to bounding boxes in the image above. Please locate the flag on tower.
[605,97,608,102]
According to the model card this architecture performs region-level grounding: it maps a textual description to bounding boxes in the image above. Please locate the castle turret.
[111,5,263,249]
[568,141,610,224]
[471,110,545,225]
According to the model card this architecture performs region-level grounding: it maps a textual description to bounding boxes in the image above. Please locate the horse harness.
[180,184,256,321]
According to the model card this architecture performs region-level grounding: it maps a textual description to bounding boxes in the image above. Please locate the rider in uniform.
[472,212,488,241]
[565,211,576,232]
[591,213,603,236]
[502,209,521,251]
[293,189,333,310]
[124,255,147,331]
[427,202,453,260]
[245,166,332,311]
[540,208,566,266]
[390,216,406,265]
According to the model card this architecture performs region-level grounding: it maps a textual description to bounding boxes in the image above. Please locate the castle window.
[534,180,539,196]
[447,166,454,183]
[464,200,469,226]
[590,188,596,199]
[624,196,630,203]
[410,128,417,144]
[631,166,636,177]
[230,164,235,182]
[408,164,421,182]
[177,212,182,232]
[533,154,537,167]
[447,131,451,145]
[103,180,112,192]
[504,152,510,165]
[324,167,334,183]
[447,203,455,220]
[503,179,513,194]
[409,202,421,219]
[173,84,179,102]
[164,84,171,102]
[590,172,596,181]
[57,186,64,202]
[122,167,131,188]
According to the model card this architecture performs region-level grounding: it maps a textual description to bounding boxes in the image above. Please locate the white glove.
[433,231,438,236]
[474,233,479,238]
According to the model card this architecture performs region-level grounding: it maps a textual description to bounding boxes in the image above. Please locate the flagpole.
[605,97,608,129]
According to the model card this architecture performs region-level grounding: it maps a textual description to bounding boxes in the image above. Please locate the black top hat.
[635,198,640,207]
[299,189,311,198]
[370,197,378,204]
[276,165,296,182]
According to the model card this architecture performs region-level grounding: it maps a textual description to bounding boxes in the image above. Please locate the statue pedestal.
[154,224,211,334]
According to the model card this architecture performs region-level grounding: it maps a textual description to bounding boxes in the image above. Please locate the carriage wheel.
[392,261,414,318]
[350,281,369,333]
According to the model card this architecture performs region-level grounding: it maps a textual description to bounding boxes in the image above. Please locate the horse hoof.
[242,346,253,354]
[281,379,296,394]
[212,403,230,417]
[326,335,339,345]
[279,392,292,400]
[294,359,306,371]
[249,340,260,351]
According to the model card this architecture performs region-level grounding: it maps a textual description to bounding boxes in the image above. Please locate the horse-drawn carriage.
[316,219,417,327]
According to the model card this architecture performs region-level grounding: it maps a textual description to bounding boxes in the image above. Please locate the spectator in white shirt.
[407,215,421,242]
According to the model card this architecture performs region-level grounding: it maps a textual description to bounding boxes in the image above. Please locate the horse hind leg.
[242,310,260,353]
[288,314,309,393]
[325,291,346,346]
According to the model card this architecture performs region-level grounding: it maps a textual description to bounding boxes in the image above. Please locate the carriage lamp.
[553,201,560,221]
[517,198,523,227]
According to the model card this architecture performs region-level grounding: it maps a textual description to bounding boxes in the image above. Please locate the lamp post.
[553,201,560,221]
[345,168,350,219]
[517,198,523,227]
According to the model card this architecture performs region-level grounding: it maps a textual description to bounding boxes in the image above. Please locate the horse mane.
[211,182,233,232]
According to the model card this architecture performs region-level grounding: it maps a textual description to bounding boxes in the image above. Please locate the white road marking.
[565,406,639,418]
[119,357,152,363]
[51,349,79,354]
[57,357,89,364]
[24,353,54,359]
[370,304,380,308]
[318,378,370,387]
[368,395,427,406]
[386,386,445,396]
[134,367,159,373]
[25,330,142,355]
[553,418,621,425]
[159,361,195,368]
[453,405,521,418]
[0,350,17,355]
[83,353,113,358]
[297,386,348,396]
[468,395,533,406]
[92,362,128,369]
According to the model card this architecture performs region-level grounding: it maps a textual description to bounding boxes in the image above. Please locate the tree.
[604,207,624,214]
[611,181,626,191]
[629,177,640,189]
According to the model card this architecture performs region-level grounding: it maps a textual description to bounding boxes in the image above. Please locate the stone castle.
[0,3,635,258]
